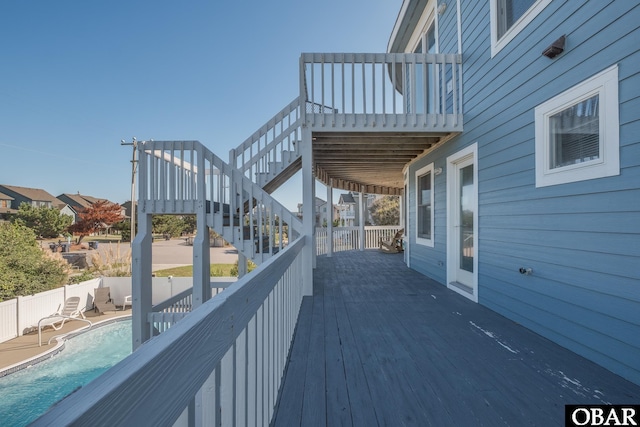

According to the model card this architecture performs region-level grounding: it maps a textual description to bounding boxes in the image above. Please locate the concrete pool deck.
[0,309,132,375]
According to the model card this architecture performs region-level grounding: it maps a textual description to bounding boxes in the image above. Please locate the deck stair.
[137,140,302,264]
[230,97,304,194]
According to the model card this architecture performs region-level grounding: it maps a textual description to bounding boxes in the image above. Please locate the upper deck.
[300,52,463,194]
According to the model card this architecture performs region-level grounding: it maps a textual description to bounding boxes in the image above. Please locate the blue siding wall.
[406,0,640,385]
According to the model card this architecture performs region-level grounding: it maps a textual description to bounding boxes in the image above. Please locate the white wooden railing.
[300,52,463,130]
[316,226,403,255]
[230,97,302,190]
[138,140,302,262]
[148,285,229,337]
[32,236,307,427]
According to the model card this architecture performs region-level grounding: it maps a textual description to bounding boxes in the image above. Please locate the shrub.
[0,223,69,301]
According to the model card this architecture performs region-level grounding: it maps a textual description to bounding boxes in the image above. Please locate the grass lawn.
[154,264,237,277]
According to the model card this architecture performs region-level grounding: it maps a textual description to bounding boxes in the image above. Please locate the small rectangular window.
[415,164,435,246]
[549,95,599,169]
[418,173,432,239]
[535,65,619,187]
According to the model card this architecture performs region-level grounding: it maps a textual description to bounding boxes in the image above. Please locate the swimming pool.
[0,319,132,427]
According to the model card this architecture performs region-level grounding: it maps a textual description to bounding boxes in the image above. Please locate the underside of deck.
[273,250,640,426]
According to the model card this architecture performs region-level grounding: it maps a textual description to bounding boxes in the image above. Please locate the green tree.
[152,215,186,237]
[369,195,400,225]
[12,203,73,238]
[0,223,69,301]
[181,215,196,235]
[112,219,131,242]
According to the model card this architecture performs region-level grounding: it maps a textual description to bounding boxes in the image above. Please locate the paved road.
[73,238,238,272]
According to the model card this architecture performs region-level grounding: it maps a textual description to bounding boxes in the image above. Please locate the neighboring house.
[0,184,65,211]
[297,197,332,227]
[58,193,126,225]
[121,201,134,220]
[337,192,378,226]
[0,191,16,221]
[337,193,357,226]
[0,184,75,225]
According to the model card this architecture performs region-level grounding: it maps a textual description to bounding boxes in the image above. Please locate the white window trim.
[490,0,552,57]
[415,163,435,247]
[535,65,620,188]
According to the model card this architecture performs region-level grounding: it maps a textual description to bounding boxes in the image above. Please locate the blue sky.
[0,1,401,211]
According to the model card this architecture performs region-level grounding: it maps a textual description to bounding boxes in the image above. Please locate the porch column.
[237,251,248,278]
[131,211,152,350]
[193,150,211,308]
[327,178,333,257]
[192,210,211,308]
[399,194,404,229]
[359,185,366,251]
[301,126,314,296]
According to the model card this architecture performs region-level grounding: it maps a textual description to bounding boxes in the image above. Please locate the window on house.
[491,0,551,56]
[407,19,437,114]
[535,65,619,187]
[497,0,535,39]
[416,164,434,246]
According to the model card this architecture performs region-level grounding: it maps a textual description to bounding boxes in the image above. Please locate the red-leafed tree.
[68,200,124,243]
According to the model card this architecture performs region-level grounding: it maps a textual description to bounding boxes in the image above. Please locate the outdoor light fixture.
[437,2,447,15]
[434,167,443,175]
[542,35,566,59]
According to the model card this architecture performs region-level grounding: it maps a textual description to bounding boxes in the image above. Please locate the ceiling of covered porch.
[312,131,447,194]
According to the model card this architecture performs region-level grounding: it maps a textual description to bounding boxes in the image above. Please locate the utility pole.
[121,137,138,246]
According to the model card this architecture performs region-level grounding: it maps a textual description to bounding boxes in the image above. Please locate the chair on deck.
[379,228,404,253]
[38,296,85,331]
[93,287,117,314]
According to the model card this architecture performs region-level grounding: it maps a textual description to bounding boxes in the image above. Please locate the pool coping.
[0,315,131,378]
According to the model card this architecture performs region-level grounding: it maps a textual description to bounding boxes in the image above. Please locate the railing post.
[193,146,211,308]
[132,211,153,350]
[327,178,333,257]
[301,126,314,296]
[299,54,307,126]
[359,186,366,251]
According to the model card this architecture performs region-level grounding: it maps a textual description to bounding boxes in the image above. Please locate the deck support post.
[359,185,366,251]
[132,211,153,350]
[237,251,248,278]
[327,178,333,257]
[192,209,211,309]
[301,126,314,296]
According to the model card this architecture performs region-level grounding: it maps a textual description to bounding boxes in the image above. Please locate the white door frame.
[446,143,478,302]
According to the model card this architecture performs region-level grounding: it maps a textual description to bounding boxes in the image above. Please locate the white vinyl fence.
[0,277,235,344]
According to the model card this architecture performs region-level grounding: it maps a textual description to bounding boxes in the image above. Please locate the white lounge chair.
[38,296,85,331]
[122,295,132,310]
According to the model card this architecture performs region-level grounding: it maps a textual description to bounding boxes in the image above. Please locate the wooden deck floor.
[272,250,640,427]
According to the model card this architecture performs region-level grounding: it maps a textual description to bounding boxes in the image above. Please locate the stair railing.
[229,97,302,188]
[138,140,302,262]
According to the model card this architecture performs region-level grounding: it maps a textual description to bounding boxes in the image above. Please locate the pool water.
[0,319,132,427]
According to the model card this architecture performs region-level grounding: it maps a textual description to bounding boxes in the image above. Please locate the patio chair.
[122,295,132,310]
[38,296,86,331]
[93,287,117,314]
[379,228,404,253]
